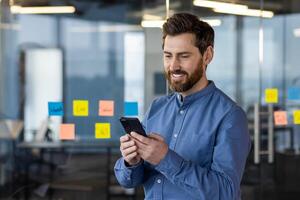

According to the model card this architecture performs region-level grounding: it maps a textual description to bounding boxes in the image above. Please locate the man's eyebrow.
[163,51,191,55]
[178,52,191,55]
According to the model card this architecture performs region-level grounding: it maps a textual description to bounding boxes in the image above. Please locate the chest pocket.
[175,127,216,167]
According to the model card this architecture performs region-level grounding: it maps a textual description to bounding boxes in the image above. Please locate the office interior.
[0,0,300,199]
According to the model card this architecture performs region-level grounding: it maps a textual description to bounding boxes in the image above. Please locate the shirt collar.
[176,80,216,106]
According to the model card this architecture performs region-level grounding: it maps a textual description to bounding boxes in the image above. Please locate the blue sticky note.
[48,102,64,116]
[124,102,138,116]
[287,87,300,100]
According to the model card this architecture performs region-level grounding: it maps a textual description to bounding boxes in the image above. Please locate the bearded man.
[114,12,251,200]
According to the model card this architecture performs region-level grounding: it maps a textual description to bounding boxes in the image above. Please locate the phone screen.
[119,117,147,137]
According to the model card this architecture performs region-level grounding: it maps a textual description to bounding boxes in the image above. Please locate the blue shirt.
[114,81,251,200]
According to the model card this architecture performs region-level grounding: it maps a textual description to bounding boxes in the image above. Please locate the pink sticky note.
[60,124,75,140]
[274,111,288,126]
[99,100,114,116]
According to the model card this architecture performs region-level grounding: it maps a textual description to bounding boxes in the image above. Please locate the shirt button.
[157,179,161,184]
[174,134,178,138]
[127,177,131,180]
[179,110,184,114]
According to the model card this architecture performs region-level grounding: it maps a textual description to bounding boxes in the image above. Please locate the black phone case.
[119,117,147,137]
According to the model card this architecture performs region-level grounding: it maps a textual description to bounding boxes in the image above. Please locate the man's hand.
[131,132,168,165]
[120,134,141,166]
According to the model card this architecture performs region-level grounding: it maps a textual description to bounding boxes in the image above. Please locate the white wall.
[24,48,62,141]
[124,32,145,118]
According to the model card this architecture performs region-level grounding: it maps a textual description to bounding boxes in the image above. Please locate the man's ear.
[203,46,214,66]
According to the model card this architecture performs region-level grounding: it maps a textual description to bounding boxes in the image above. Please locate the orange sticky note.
[99,100,114,116]
[293,110,300,124]
[73,100,89,116]
[274,111,288,126]
[265,88,278,104]
[60,124,75,140]
[95,123,111,139]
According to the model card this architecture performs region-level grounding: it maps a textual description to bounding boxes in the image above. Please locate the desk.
[17,141,121,200]
[18,141,119,149]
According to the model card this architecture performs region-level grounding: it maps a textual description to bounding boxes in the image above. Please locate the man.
[114,13,251,200]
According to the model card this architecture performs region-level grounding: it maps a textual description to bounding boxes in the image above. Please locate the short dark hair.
[162,13,214,55]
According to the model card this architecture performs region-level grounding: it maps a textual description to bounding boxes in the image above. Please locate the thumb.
[149,133,164,141]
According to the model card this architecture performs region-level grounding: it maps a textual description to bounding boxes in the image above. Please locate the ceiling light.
[194,0,273,18]
[214,8,274,18]
[11,6,76,14]
[141,18,222,28]
[193,0,248,10]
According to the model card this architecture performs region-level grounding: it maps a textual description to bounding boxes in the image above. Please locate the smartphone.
[119,117,147,137]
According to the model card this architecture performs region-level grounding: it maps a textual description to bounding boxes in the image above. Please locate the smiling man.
[114,13,251,200]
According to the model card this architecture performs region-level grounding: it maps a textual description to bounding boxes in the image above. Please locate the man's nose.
[169,57,180,71]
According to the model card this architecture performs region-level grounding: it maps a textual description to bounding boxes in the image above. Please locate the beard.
[165,61,203,93]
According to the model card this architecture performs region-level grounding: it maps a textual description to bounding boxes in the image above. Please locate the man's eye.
[181,55,189,58]
[164,55,172,58]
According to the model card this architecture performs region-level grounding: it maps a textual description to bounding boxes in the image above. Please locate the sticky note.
[73,100,89,116]
[265,88,278,103]
[95,123,111,139]
[287,87,300,100]
[274,111,288,126]
[99,100,114,116]
[293,110,300,124]
[60,124,75,140]
[48,102,64,116]
[124,102,138,116]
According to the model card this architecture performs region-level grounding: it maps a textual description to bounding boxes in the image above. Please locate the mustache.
[168,69,188,76]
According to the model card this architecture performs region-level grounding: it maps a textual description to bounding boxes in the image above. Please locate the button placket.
[170,107,187,149]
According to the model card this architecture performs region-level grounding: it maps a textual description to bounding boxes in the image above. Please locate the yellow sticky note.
[60,124,75,140]
[293,110,300,124]
[99,100,114,116]
[274,111,288,126]
[95,123,111,139]
[73,100,89,116]
[265,88,278,104]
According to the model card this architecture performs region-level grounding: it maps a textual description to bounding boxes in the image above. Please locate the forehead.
[164,33,197,52]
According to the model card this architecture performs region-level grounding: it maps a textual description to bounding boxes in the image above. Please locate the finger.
[131,132,151,144]
[136,148,149,161]
[120,140,135,150]
[122,145,138,157]
[128,135,139,144]
[133,139,148,151]
[129,137,148,151]
[120,134,130,143]
[125,151,138,161]
[148,133,164,141]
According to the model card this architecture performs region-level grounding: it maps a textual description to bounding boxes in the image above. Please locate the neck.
[180,75,209,97]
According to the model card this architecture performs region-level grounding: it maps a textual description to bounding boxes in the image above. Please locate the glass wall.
[1,0,300,199]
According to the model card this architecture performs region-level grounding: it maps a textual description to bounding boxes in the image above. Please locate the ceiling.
[6,0,300,23]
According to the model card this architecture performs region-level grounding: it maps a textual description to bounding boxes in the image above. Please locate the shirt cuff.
[124,159,144,169]
[120,158,143,175]
[154,149,184,176]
